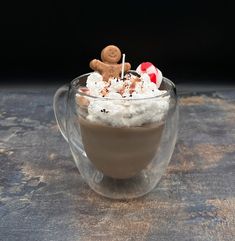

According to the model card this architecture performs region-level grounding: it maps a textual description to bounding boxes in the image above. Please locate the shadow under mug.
[53,73,178,199]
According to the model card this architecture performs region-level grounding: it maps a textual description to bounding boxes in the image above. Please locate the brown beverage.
[79,117,164,179]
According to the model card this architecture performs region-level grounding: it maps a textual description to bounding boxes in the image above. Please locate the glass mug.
[53,73,178,199]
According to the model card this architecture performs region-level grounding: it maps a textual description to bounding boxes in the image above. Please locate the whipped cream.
[78,71,169,127]
[86,72,163,98]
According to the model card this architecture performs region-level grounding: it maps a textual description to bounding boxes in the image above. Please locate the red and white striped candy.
[136,62,163,88]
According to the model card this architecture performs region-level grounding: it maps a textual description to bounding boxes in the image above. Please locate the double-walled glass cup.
[53,73,178,199]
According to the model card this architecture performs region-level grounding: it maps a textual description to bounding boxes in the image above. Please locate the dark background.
[0,1,234,85]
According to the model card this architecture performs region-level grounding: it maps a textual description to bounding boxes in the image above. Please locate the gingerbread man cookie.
[89,45,131,81]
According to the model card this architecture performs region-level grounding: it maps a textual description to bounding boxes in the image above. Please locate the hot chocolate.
[76,45,169,179]
[79,117,164,179]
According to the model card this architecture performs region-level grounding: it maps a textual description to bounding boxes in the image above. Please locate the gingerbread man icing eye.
[101,45,121,64]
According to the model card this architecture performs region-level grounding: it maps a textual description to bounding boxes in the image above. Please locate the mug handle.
[53,84,69,142]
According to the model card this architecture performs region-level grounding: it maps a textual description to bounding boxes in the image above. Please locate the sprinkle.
[100,108,109,113]
[131,72,141,78]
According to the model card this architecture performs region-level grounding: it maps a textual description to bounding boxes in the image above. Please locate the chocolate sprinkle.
[101,109,109,113]
[130,72,141,78]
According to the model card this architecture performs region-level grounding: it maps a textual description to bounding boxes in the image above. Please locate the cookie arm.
[124,62,131,72]
[89,59,104,72]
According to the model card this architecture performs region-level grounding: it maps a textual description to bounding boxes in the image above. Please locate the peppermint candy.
[136,62,163,88]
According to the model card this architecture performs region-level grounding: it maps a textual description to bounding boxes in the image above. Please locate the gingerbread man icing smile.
[89,45,131,81]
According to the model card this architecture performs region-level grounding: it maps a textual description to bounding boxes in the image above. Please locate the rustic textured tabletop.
[0,84,234,241]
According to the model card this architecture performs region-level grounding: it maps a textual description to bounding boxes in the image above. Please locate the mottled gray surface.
[0,85,235,241]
